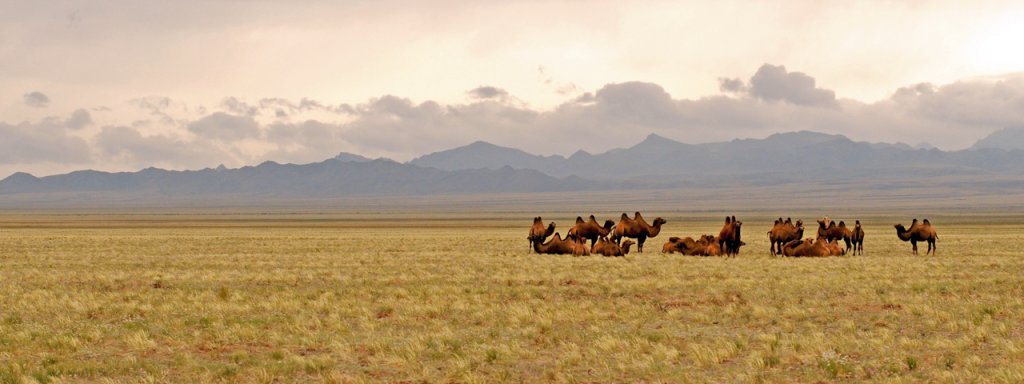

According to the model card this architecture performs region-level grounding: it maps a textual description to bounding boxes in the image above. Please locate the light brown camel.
[533,232,574,255]
[528,217,556,253]
[768,218,803,256]
[568,215,615,248]
[850,220,865,256]
[610,212,666,253]
[592,237,635,257]
[824,239,845,256]
[781,238,831,257]
[895,218,938,255]
[569,234,590,256]
[718,216,743,257]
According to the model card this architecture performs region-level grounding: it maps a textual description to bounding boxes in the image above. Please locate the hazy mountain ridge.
[3,130,1024,205]
[412,131,1024,179]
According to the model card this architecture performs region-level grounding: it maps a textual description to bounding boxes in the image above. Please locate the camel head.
[545,222,556,236]
[855,220,861,228]
[653,217,667,227]
[795,219,804,229]
[622,240,636,255]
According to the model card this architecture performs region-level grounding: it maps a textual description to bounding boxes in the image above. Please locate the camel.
[569,234,590,256]
[528,217,556,253]
[768,218,804,256]
[663,234,723,256]
[533,232,574,255]
[895,218,938,255]
[824,239,845,256]
[817,219,854,253]
[781,238,832,257]
[610,212,666,253]
[718,216,743,257]
[568,215,615,248]
[592,237,635,257]
[850,220,865,256]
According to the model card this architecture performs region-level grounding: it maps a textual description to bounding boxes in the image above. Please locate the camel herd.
[528,214,939,257]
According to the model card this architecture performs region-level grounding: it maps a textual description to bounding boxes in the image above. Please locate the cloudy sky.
[3,1,1024,177]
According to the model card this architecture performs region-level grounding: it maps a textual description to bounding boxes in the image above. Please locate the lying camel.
[817,219,854,253]
[768,218,803,256]
[782,238,832,257]
[850,220,865,256]
[528,217,556,253]
[664,234,722,256]
[592,237,635,257]
[895,218,938,255]
[533,232,574,255]
[569,234,590,256]
[568,215,615,248]
[718,216,743,257]
[610,212,666,253]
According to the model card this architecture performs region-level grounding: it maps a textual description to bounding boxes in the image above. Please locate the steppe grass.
[1,213,1023,382]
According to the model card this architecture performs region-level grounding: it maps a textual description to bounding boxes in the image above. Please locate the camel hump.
[621,213,629,220]
[589,214,598,221]
[923,219,931,225]
[575,216,584,224]
[534,216,542,223]
[839,221,846,227]
[725,216,732,223]
[634,212,643,220]
[669,236,681,242]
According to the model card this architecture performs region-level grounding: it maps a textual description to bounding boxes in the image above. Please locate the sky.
[3,0,1024,177]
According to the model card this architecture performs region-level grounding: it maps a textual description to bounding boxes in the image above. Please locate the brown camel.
[528,217,556,253]
[850,220,865,256]
[718,216,743,257]
[768,218,804,256]
[782,238,831,257]
[817,219,854,253]
[569,234,590,256]
[610,212,666,253]
[895,218,938,255]
[568,215,615,248]
[592,237,635,257]
[533,232,574,255]
[824,239,845,256]
[698,234,723,256]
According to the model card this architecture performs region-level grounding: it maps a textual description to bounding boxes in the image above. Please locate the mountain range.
[2,129,1023,205]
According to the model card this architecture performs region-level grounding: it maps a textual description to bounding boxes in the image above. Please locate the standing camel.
[850,220,865,255]
[568,215,615,248]
[610,212,666,253]
[768,218,803,256]
[718,216,743,257]
[894,218,938,255]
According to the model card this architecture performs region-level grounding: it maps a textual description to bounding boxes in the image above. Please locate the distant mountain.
[0,158,597,199]
[410,131,1024,180]
[971,127,1024,151]
[333,152,375,162]
[410,141,564,171]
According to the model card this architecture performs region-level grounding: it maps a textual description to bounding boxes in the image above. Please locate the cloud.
[6,63,1024,177]
[0,119,91,164]
[23,91,51,108]
[467,86,509,100]
[186,112,260,141]
[65,109,93,129]
[94,126,225,169]
[747,64,838,107]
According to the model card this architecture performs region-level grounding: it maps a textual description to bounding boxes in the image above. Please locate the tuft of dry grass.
[0,213,1023,382]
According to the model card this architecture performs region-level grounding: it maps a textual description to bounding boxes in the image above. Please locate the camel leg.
[911,239,918,256]
[638,235,646,253]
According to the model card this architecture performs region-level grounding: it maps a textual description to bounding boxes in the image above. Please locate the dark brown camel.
[895,218,938,255]
[610,212,666,253]
[718,216,743,257]
[592,237,634,257]
[850,220,865,256]
[768,218,803,256]
[568,215,615,248]
[533,232,575,255]
[528,217,555,253]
